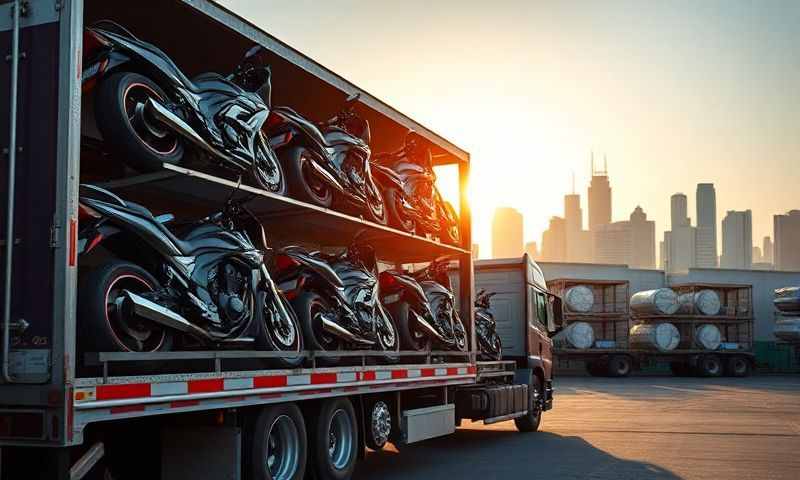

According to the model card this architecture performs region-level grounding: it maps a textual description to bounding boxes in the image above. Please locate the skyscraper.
[491,207,523,259]
[564,189,591,262]
[752,246,763,264]
[588,154,611,233]
[774,210,800,271]
[541,216,566,262]
[720,210,752,269]
[525,241,539,260]
[592,206,655,268]
[763,236,774,264]
[664,193,696,273]
[629,206,656,269]
[695,183,718,268]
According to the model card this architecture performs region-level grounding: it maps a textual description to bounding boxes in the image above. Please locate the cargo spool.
[563,285,594,313]
[629,323,680,352]
[678,289,721,316]
[630,289,679,315]
[553,322,595,349]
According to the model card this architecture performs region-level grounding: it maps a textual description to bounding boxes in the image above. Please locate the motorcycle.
[272,235,399,364]
[475,290,502,361]
[383,257,468,352]
[371,131,461,244]
[81,20,286,193]
[265,93,388,224]
[76,185,303,367]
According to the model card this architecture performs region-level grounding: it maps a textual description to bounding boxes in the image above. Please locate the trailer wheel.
[698,354,723,377]
[514,374,543,432]
[364,399,392,451]
[607,355,632,377]
[310,398,358,480]
[248,403,307,480]
[727,356,751,377]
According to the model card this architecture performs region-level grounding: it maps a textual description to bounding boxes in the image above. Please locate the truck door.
[526,287,552,378]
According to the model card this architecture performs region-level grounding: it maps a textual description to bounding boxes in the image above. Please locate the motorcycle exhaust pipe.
[411,310,448,344]
[320,315,375,346]
[306,161,349,195]
[144,98,230,162]
[123,290,214,341]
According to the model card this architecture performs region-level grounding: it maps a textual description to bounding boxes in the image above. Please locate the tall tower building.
[720,210,752,269]
[763,236,774,264]
[541,216,566,262]
[563,177,592,262]
[629,206,656,269]
[774,210,800,271]
[592,206,655,268]
[588,154,612,233]
[665,193,696,273]
[695,183,718,267]
[491,207,524,259]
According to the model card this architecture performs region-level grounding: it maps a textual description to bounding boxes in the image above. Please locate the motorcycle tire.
[452,314,469,352]
[282,147,334,208]
[376,307,400,364]
[383,187,416,234]
[439,202,461,246]
[291,291,340,366]
[95,72,185,173]
[256,291,304,368]
[364,180,389,226]
[252,139,288,196]
[77,260,173,355]
[386,302,432,353]
[480,332,502,361]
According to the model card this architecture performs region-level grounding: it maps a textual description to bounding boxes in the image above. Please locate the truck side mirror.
[549,296,563,333]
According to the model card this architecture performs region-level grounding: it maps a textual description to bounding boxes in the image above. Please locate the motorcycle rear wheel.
[452,315,469,352]
[95,71,184,172]
[387,302,432,353]
[283,147,334,208]
[364,180,389,225]
[383,188,416,234]
[291,291,341,366]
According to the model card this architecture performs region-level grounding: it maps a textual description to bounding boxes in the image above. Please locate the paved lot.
[354,376,800,480]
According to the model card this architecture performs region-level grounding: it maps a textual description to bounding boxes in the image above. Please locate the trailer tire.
[310,398,358,480]
[607,355,632,377]
[364,399,392,451]
[248,403,307,480]
[514,374,543,432]
[95,72,185,172]
[727,355,751,377]
[698,354,723,377]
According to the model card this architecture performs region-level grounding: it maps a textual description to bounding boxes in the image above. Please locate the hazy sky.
[223,0,799,259]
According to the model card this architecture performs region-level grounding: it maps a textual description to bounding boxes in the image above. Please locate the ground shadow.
[354,427,682,480]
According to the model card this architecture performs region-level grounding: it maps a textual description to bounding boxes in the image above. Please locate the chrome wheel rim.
[267,297,298,349]
[255,141,282,192]
[328,409,354,470]
[370,401,391,448]
[265,415,301,480]
[378,311,397,350]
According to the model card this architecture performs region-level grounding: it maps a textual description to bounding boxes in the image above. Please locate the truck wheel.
[698,354,723,377]
[364,399,392,451]
[310,398,358,480]
[95,72,184,172]
[248,403,307,480]
[727,356,751,377]
[607,355,632,377]
[514,374,543,432]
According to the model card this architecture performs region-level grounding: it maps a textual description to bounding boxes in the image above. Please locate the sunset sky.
[224,0,800,259]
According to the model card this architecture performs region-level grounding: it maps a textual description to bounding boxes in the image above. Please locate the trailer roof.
[548,278,630,286]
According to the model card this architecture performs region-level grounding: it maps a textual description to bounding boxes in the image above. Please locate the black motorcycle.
[272,236,399,364]
[76,185,303,367]
[383,257,468,352]
[475,290,502,361]
[371,132,460,244]
[82,21,285,193]
[266,93,388,224]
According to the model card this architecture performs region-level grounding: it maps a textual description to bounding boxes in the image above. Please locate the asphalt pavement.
[354,376,800,480]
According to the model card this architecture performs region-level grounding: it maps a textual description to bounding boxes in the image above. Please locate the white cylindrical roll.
[552,322,595,349]
[678,289,721,316]
[694,324,722,350]
[630,289,679,315]
[774,287,800,313]
[774,318,800,342]
[564,285,594,313]
[629,323,680,352]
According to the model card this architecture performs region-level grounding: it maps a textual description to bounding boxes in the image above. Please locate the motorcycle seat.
[124,201,199,255]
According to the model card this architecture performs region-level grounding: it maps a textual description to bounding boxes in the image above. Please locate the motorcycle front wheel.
[252,138,288,195]
[439,202,461,246]
[256,291,304,368]
[383,188,416,234]
[452,314,469,352]
[95,72,184,172]
[376,306,400,364]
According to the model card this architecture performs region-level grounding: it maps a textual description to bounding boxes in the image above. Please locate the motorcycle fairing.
[278,247,345,290]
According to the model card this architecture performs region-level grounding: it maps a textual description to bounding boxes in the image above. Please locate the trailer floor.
[355,376,800,480]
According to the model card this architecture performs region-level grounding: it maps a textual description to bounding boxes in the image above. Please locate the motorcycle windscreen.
[0,20,60,383]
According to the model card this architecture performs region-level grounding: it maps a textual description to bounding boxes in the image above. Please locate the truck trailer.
[0,1,552,479]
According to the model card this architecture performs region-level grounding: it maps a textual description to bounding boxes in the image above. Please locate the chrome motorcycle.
[475,290,502,361]
[82,20,285,192]
[76,185,302,367]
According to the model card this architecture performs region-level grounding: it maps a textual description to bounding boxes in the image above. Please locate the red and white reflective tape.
[74,365,477,406]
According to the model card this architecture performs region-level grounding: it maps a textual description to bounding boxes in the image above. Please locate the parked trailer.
[547,278,634,377]
[630,283,755,377]
[0,1,551,479]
